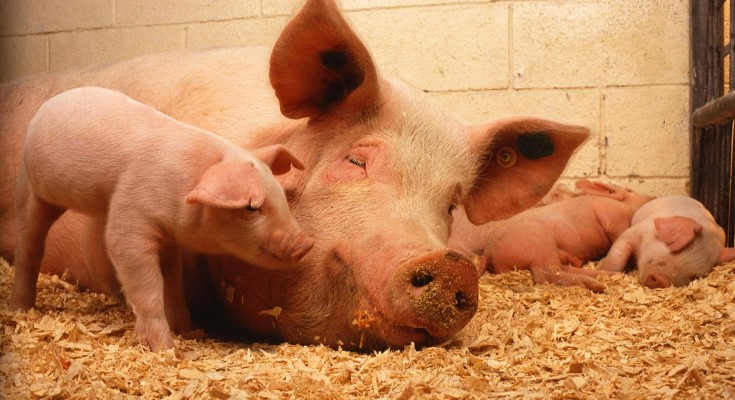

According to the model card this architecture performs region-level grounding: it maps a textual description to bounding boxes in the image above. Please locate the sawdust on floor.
[1,257,734,399]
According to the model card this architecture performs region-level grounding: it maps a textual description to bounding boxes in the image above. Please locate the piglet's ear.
[270,0,380,120]
[654,216,703,252]
[252,144,305,176]
[717,247,735,264]
[463,117,589,224]
[574,180,627,201]
[185,161,264,209]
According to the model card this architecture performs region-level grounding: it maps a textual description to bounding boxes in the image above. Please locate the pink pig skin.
[449,180,654,292]
[599,195,735,288]
[0,0,589,350]
[9,87,312,351]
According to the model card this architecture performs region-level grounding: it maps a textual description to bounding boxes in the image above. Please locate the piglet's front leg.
[598,238,636,273]
[105,223,174,352]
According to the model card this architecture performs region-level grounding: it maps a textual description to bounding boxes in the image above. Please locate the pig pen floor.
[1,258,734,399]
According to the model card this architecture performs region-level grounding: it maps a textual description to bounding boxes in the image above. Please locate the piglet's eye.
[448,204,457,214]
[348,156,366,168]
[245,205,260,212]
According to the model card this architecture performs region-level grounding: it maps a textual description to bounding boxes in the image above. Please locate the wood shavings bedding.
[2,257,734,399]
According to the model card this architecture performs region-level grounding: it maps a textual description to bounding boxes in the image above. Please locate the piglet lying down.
[10,87,313,351]
[450,180,653,292]
[599,195,735,288]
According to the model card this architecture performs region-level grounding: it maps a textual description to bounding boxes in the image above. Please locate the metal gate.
[691,0,735,245]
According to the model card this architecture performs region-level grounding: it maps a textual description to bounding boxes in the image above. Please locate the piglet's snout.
[268,228,314,264]
[394,250,479,339]
[640,270,672,289]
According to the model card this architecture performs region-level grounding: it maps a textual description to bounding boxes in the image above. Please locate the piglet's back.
[632,195,718,228]
[22,87,222,214]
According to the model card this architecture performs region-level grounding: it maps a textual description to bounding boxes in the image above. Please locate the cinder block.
[0,0,113,36]
[115,0,258,26]
[262,0,300,16]
[430,88,600,178]
[186,18,288,50]
[604,0,689,87]
[0,35,47,83]
[49,26,183,72]
[513,1,689,89]
[341,0,460,10]
[609,177,690,197]
[348,4,509,91]
[263,0,459,16]
[603,85,690,177]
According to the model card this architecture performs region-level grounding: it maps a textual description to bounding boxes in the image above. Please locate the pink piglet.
[10,87,314,351]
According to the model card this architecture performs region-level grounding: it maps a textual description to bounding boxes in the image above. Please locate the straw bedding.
[2,257,734,399]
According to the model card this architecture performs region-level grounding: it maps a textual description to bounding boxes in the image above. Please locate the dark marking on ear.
[517,132,555,160]
[320,50,365,108]
[322,51,348,69]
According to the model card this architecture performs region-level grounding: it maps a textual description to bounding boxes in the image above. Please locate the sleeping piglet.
[9,86,313,351]
[598,195,735,288]
[449,180,654,292]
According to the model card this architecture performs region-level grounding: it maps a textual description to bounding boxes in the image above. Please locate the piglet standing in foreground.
[10,87,313,351]
[599,195,735,288]
[449,180,654,292]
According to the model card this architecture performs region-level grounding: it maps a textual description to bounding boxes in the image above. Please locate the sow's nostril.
[411,270,472,311]
[410,272,433,288]
[455,290,471,311]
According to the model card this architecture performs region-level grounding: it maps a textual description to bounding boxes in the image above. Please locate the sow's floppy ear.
[464,117,589,224]
[185,162,265,209]
[269,0,380,120]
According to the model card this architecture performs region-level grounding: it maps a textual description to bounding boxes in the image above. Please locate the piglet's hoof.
[136,317,175,352]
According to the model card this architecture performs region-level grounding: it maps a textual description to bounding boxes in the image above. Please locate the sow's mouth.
[350,308,434,350]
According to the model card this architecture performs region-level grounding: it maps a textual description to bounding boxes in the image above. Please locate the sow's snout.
[390,249,479,340]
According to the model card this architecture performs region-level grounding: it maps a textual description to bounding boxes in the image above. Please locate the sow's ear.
[463,117,589,224]
[654,216,703,252]
[185,162,265,209]
[270,0,380,120]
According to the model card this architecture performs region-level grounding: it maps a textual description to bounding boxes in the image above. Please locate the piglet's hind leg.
[10,190,65,310]
[530,264,607,293]
[105,222,174,352]
[83,217,124,301]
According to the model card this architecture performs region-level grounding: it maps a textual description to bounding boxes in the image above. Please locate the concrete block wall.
[0,0,691,197]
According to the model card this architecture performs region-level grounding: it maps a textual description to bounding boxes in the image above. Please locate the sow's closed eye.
[324,145,376,182]
[347,155,366,168]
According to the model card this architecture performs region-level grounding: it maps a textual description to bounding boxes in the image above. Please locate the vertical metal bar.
[730,0,735,91]
[711,0,724,101]
[728,123,734,244]
[728,0,735,244]
[690,0,704,206]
